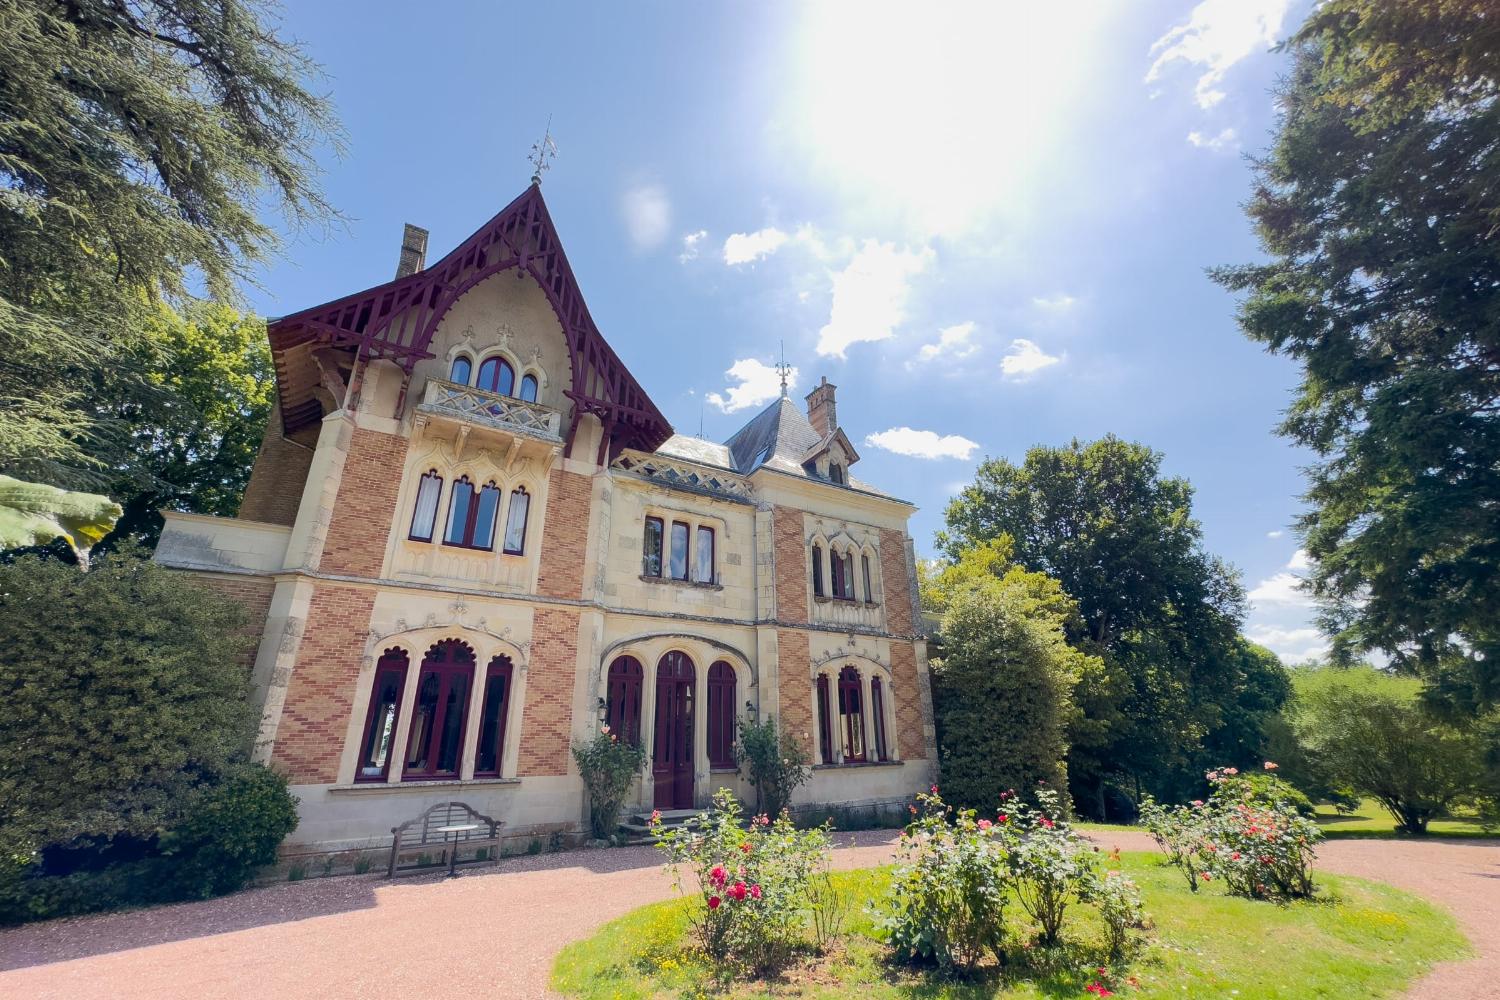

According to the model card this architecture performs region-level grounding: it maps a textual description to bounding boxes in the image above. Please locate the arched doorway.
[653,651,695,809]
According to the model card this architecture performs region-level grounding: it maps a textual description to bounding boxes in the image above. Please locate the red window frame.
[606,655,644,745]
[816,673,833,764]
[812,544,825,597]
[477,356,515,395]
[707,660,737,769]
[402,640,476,781]
[871,675,888,762]
[669,521,690,581]
[643,516,664,577]
[694,525,715,584]
[861,553,874,602]
[502,487,530,555]
[408,470,443,542]
[443,477,500,550]
[473,654,513,777]
[838,665,866,762]
[355,648,409,782]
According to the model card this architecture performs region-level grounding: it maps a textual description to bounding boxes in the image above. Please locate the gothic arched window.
[477,356,515,395]
[519,373,539,402]
[449,354,472,385]
[707,661,737,769]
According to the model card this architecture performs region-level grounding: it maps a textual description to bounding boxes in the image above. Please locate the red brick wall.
[191,573,275,668]
[518,606,579,776]
[239,403,314,526]
[775,629,815,756]
[270,584,375,784]
[889,640,928,760]
[772,506,808,625]
[320,428,408,578]
[879,528,916,636]
[537,467,592,600]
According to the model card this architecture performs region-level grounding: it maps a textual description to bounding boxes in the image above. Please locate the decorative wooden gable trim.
[267,184,672,459]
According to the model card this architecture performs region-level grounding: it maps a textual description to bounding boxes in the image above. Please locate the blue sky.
[248,0,1321,661]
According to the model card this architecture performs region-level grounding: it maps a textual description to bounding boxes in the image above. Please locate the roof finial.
[775,340,792,399]
[528,116,558,185]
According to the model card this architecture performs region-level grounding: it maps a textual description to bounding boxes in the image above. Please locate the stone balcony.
[413,378,564,454]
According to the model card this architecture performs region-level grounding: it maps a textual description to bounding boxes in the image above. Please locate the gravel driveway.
[1,830,1494,999]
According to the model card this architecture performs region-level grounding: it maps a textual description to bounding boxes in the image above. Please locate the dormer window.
[829,463,845,484]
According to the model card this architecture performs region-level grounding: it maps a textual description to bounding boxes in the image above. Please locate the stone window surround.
[811,660,897,768]
[337,631,531,788]
[640,505,726,587]
[807,531,882,606]
[444,339,549,402]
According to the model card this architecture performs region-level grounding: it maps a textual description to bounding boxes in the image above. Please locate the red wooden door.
[652,652,695,809]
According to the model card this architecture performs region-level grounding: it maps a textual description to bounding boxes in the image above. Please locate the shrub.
[0,763,297,923]
[1094,869,1146,961]
[0,547,257,857]
[571,725,646,840]
[157,764,299,898]
[1002,786,1100,947]
[1148,766,1321,902]
[1290,666,1489,834]
[880,787,1011,972]
[736,716,811,821]
[653,787,830,977]
[929,552,1094,814]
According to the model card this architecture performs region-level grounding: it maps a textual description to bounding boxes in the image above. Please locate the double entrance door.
[651,651,694,810]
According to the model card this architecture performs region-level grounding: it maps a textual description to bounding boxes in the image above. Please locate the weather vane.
[775,341,792,398]
[528,117,558,185]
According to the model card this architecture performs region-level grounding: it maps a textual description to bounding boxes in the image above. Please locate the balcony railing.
[417,378,563,440]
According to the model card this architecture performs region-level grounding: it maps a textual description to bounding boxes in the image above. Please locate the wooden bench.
[387,801,503,878]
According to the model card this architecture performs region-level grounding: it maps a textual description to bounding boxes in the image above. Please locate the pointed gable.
[266,184,671,456]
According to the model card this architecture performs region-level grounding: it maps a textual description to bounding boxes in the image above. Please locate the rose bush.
[1144,765,1321,901]
[652,787,830,977]
[880,786,1011,972]
[1002,786,1102,947]
[571,726,646,840]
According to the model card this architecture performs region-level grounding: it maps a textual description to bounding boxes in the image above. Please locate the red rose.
[707,895,721,910]
[710,866,727,887]
[729,881,748,901]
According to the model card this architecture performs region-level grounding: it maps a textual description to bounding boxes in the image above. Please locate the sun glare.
[791,1,1115,239]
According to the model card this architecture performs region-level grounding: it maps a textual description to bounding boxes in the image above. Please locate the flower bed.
[552,851,1466,999]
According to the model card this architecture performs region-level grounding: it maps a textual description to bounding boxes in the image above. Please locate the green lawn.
[551,852,1467,999]
[1313,799,1493,840]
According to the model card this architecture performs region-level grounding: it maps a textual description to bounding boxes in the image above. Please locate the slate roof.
[654,395,905,503]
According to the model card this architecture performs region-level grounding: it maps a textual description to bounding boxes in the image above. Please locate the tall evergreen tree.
[0,0,340,488]
[1213,0,1500,716]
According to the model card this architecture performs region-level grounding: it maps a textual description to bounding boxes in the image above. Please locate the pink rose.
[977,819,992,831]
[750,884,762,900]
[710,866,727,887]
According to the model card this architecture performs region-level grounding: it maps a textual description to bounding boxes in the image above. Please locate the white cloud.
[1032,293,1077,313]
[705,358,798,414]
[621,184,671,251]
[723,227,791,265]
[1266,529,1284,539]
[1246,624,1329,663]
[1146,0,1292,109]
[679,229,707,263]
[1000,338,1062,380]
[1287,548,1311,571]
[1187,126,1239,152]
[865,427,980,461]
[913,322,979,365]
[1248,571,1313,607]
[816,240,934,357]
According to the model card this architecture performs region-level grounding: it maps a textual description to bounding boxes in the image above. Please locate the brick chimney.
[394,223,429,279]
[805,376,837,438]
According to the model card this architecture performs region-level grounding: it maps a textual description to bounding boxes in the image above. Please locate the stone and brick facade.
[153,183,938,851]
